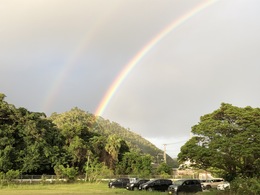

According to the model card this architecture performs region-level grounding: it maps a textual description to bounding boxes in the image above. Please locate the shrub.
[54,165,78,182]
[231,177,260,195]
[5,170,20,182]
[0,172,5,185]
[85,158,113,182]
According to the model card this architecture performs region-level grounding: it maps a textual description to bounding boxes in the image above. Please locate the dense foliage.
[0,93,175,177]
[94,117,176,165]
[0,94,62,174]
[230,177,260,195]
[116,152,153,177]
[178,103,260,181]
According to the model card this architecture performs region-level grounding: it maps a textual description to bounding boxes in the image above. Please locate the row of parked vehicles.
[108,177,230,194]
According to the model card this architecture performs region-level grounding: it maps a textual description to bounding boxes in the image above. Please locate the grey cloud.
[1,0,260,157]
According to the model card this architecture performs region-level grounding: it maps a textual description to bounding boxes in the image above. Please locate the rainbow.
[42,33,96,113]
[94,0,218,116]
[42,2,122,113]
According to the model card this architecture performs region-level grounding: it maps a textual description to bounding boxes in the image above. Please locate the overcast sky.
[1,0,260,158]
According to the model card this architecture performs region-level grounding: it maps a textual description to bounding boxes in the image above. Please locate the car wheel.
[148,187,153,191]
[206,185,211,190]
[111,185,115,189]
[133,187,139,191]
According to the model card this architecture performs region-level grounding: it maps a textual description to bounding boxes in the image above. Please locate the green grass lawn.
[0,182,168,195]
[0,183,232,195]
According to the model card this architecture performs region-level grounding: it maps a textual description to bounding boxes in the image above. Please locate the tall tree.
[50,108,97,172]
[0,93,62,174]
[105,135,129,170]
[178,103,260,180]
[0,94,18,172]
[14,108,63,174]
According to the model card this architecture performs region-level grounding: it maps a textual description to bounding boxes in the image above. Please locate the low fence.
[0,173,199,184]
[9,175,66,184]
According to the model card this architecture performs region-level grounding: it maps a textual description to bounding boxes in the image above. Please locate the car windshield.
[138,180,148,183]
[145,179,155,184]
[116,178,127,182]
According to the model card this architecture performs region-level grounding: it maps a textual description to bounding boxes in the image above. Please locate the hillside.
[94,116,177,167]
[0,93,178,176]
[50,107,177,166]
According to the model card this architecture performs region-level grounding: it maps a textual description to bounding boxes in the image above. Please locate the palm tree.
[105,135,123,169]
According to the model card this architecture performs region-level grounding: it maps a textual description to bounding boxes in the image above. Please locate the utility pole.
[163,140,187,164]
[163,144,167,163]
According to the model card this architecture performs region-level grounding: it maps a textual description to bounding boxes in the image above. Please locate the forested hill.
[0,93,177,176]
[94,116,176,166]
[50,107,176,166]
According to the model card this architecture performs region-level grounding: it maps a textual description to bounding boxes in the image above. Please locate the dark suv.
[168,179,202,195]
[108,178,130,188]
[126,179,149,190]
[140,179,172,191]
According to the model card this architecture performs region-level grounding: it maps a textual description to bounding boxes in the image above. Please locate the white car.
[201,178,225,190]
[217,182,230,190]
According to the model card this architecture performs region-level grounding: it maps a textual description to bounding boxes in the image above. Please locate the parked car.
[168,179,202,195]
[108,178,130,188]
[201,178,225,190]
[126,179,150,190]
[217,182,230,190]
[140,179,172,191]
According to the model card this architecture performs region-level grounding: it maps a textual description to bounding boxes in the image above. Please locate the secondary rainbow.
[94,0,217,117]
[42,2,121,113]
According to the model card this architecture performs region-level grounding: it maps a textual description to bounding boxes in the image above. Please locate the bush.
[85,158,113,182]
[0,170,20,186]
[5,170,20,182]
[54,165,78,182]
[231,177,260,195]
[0,172,5,185]
[63,167,78,181]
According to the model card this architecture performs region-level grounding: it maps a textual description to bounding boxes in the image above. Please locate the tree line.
[1,92,259,185]
[0,93,172,181]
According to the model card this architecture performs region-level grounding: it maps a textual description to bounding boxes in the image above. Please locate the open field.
[0,183,167,195]
[0,183,229,195]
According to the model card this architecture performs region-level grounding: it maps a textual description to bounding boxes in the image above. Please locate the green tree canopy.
[178,103,260,180]
[0,93,62,174]
[50,108,130,173]
[0,93,173,176]
[116,151,153,177]
[50,108,98,172]
[156,162,172,175]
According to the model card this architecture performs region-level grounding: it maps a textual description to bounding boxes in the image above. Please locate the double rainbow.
[43,0,217,116]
